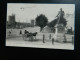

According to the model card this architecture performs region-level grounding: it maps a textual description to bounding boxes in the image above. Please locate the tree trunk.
[40,27,43,32]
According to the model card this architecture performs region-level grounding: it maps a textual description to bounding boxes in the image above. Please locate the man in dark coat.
[19,30,22,35]
[24,30,29,34]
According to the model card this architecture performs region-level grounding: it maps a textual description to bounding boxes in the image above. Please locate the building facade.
[31,20,34,27]
[8,14,16,28]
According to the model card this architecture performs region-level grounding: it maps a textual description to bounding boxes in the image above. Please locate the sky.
[7,3,75,30]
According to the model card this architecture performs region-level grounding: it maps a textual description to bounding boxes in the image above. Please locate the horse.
[31,32,37,39]
[22,32,37,40]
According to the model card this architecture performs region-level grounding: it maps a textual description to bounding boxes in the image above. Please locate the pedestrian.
[19,30,22,35]
[8,31,11,36]
[24,30,29,34]
[24,30,27,34]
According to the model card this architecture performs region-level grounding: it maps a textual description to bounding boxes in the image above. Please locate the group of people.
[8,30,29,36]
[19,30,29,35]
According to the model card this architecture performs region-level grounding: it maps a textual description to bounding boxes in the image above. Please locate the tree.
[47,17,67,33]
[35,14,48,31]
[47,19,58,28]
[47,8,67,29]
[47,18,67,28]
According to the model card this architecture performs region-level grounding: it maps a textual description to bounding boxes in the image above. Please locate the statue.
[56,8,65,24]
[53,8,67,43]
[56,8,64,17]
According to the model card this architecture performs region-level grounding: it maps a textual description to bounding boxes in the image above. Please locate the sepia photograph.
[6,3,75,50]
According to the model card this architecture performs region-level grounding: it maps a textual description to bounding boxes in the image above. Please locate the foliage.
[47,17,67,27]
[35,14,48,31]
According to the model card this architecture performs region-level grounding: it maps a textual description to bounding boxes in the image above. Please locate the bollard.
[43,34,45,43]
[52,38,54,45]
[49,34,51,39]
[72,36,74,45]
[63,34,67,43]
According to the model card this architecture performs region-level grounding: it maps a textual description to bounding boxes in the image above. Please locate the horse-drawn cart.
[22,32,37,41]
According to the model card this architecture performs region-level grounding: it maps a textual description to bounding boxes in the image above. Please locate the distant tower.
[9,14,15,23]
[8,14,16,28]
[31,20,34,27]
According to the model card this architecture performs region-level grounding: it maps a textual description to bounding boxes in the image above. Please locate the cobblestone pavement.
[6,28,74,50]
[6,36,74,50]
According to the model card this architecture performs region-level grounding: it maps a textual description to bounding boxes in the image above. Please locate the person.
[24,30,29,34]
[19,30,22,35]
[24,30,27,34]
[8,31,11,36]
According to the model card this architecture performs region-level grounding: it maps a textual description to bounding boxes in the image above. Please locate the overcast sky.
[7,3,75,30]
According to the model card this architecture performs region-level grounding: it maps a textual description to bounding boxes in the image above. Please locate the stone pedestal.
[53,24,66,42]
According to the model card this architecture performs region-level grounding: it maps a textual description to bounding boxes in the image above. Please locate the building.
[8,14,16,28]
[31,20,34,27]
[16,22,31,29]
